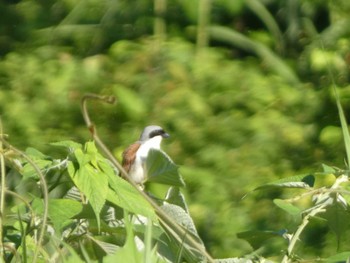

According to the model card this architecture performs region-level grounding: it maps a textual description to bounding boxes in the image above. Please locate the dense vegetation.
[1,0,350,262]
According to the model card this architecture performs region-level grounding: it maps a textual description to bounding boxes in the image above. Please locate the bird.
[122,125,170,185]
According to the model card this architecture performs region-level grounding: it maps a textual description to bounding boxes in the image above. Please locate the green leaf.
[31,198,82,232]
[104,212,143,263]
[254,174,314,190]
[106,183,157,221]
[321,198,350,248]
[21,159,53,180]
[324,251,350,262]
[25,147,50,160]
[161,203,200,238]
[146,149,185,187]
[161,203,205,262]
[237,229,287,250]
[165,187,189,213]
[48,199,83,232]
[160,203,206,262]
[51,140,83,152]
[273,199,302,216]
[67,142,109,229]
[322,163,336,173]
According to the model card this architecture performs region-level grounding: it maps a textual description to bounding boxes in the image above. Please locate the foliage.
[1,0,350,261]
[1,138,215,262]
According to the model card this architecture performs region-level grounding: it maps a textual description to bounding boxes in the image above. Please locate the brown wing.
[122,142,141,173]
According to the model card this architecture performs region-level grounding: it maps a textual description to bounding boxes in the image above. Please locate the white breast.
[129,135,163,184]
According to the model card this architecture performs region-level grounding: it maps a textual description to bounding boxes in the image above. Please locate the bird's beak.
[162,132,170,139]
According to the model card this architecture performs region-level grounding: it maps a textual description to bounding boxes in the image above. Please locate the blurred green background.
[1,0,350,260]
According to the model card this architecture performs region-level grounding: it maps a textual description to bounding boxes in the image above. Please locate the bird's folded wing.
[122,142,141,173]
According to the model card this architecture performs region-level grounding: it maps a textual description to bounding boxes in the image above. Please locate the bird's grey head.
[139,125,170,142]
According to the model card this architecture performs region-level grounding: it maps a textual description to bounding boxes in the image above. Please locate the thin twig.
[80,94,215,262]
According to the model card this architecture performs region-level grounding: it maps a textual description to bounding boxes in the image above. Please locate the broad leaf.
[160,203,206,262]
[67,142,109,229]
[254,174,315,190]
[165,187,189,213]
[51,140,83,152]
[146,149,185,187]
[25,147,51,160]
[161,203,200,238]
[31,198,82,233]
[48,199,83,232]
[322,163,336,173]
[273,199,302,216]
[324,251,350,262]
[237,229,287,250]
[21,159,53,180]
[321,198,350,248]
[106,185,157,221]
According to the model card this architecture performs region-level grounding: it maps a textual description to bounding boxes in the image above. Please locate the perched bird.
[122,125,170,185]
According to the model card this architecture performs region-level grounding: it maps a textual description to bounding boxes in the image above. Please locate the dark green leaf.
[321,198,350,248]
[146,149,185,187]
[254,174,314,190]
[237,229,287,250]
[21,159,53,180]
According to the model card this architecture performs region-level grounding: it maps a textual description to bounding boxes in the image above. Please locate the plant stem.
[0,118,5,263]
[154,0,166,44]
[197,0,211,49]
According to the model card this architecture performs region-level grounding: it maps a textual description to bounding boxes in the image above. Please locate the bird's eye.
[149,129,164,138]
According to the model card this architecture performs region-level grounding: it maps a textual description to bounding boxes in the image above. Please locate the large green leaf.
[254,174,315,190]
[160,203,206,262]
[48,199,83,232]
[237,229,287,250]
[106,184,157,221]
[31,198,82,233]
[146,149,185,187]
[67,142,109,229]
